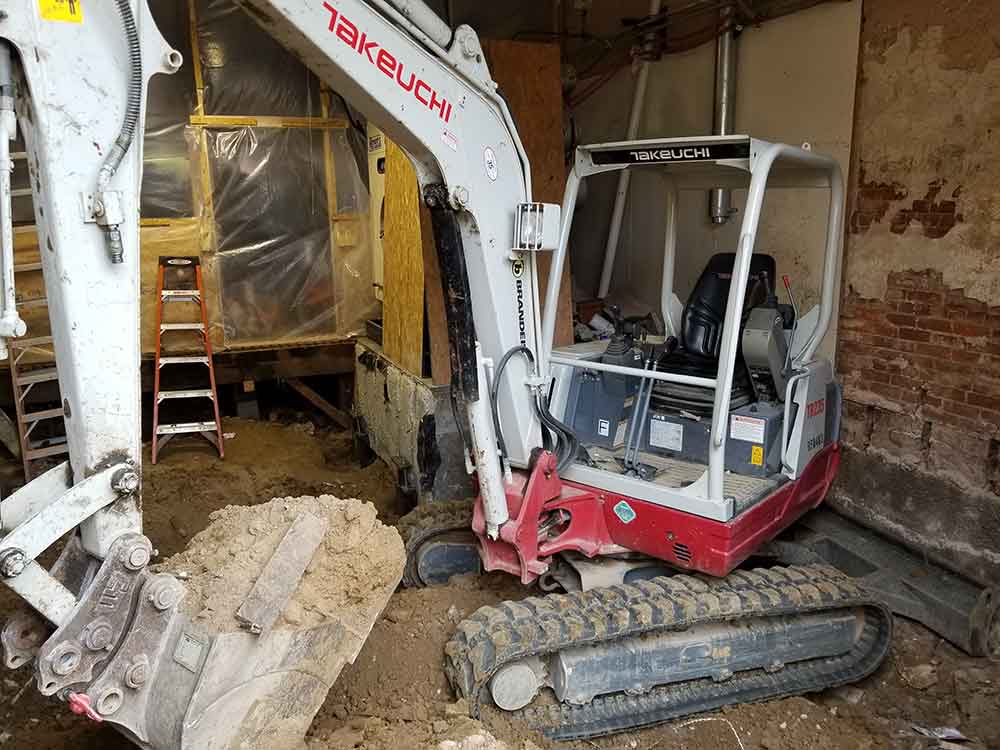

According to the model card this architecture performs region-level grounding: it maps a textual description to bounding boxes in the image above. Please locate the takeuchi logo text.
[322,2,454,123]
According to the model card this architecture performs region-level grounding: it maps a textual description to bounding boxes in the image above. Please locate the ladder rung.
[10,188,32,198]
[16,367,58,385]
[158,356,209,366]
[12,335,53,349]
[157,389,214,403]
[14,262,42,273]
[160,323,204,332]
[156,421,218,436]
[21,407,64,423]
[17,297,48,310]
[161,289,201,300]
[25,443,69,460]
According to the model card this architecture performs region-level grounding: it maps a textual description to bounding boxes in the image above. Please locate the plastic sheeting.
[136,0,377,347]
[143,0,197,218]
[197,0,322,117]
[207,127,375,344]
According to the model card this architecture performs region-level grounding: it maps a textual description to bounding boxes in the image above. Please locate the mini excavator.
[0,1,893,746]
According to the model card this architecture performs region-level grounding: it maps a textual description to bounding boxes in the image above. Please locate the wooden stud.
[188,114,349,129]
[421,202,450,385]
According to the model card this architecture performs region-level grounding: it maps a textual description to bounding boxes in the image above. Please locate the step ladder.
[152,256,224,463]
[8,256,69,480]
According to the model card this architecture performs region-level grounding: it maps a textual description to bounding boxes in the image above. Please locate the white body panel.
[0,2,175,559]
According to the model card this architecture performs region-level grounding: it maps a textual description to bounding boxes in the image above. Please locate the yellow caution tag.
[751,445,764,466]
[39,0,83,23]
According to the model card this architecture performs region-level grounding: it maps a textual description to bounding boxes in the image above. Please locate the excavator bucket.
[17,495,404,750]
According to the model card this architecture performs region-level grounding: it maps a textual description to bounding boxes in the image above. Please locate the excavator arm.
[0,1,557,747]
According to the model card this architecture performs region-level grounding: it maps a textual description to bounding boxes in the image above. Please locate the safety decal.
[39,0,83,23]
[751,445,764,466]
[484,146,498,182]
[613,500,637,525]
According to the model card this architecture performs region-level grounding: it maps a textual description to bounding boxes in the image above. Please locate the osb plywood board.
[381,139,425,376]
[483,39,574,348]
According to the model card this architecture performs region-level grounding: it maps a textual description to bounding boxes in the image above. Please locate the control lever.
[619,348,662,482]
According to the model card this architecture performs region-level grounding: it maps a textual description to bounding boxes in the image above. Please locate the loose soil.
[0,418,997,750]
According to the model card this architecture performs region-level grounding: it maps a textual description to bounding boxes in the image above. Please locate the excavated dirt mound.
[159,494,405,636]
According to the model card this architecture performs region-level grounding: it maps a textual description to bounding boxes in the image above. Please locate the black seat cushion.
[652,253,775,415]
[681,252,775,359]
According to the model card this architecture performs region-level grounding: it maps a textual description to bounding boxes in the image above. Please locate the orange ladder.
[152,256,223,463]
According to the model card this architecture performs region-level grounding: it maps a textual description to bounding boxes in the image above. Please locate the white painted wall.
[572,1,862,358]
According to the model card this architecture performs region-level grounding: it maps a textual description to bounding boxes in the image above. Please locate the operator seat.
[651,252,774,415]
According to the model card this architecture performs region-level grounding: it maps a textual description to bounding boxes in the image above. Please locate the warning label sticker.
[649,416,683,452]
[613,420,628,448]
[39,0,83,23]
[751,445,764,466]
[613,500,637,524]
[730,414,766,444]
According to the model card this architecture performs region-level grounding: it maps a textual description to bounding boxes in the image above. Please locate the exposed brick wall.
[835,0,1000,503]
[838,270,1000,494]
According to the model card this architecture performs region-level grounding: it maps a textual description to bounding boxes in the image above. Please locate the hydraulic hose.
[490,345,579,476]
[490,345,535,461]
[97,0,143,264]
[535,392,579,475]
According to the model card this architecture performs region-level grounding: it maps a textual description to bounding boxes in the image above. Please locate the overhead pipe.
[710,4,738,225]
[596,0,662,300]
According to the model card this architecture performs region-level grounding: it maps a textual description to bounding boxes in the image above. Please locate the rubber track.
[445,564,893,740]
[398,499,477,588]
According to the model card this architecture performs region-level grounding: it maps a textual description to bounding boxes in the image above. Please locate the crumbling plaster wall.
[832,0,1000,585]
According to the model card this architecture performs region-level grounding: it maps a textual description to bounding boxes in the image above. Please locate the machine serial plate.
[174,631,207,673]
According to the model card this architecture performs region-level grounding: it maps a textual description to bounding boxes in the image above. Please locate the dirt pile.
[159,493,404,636]
[309,573,528,750]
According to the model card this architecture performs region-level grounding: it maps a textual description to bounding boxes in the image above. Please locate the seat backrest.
[681,253,775,359]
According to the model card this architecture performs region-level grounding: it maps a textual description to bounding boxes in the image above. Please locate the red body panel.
[474,443,840,582]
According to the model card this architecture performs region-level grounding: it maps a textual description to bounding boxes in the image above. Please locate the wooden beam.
[287,378,352,429]
[188,114,349,129]
[421,202,450,385]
